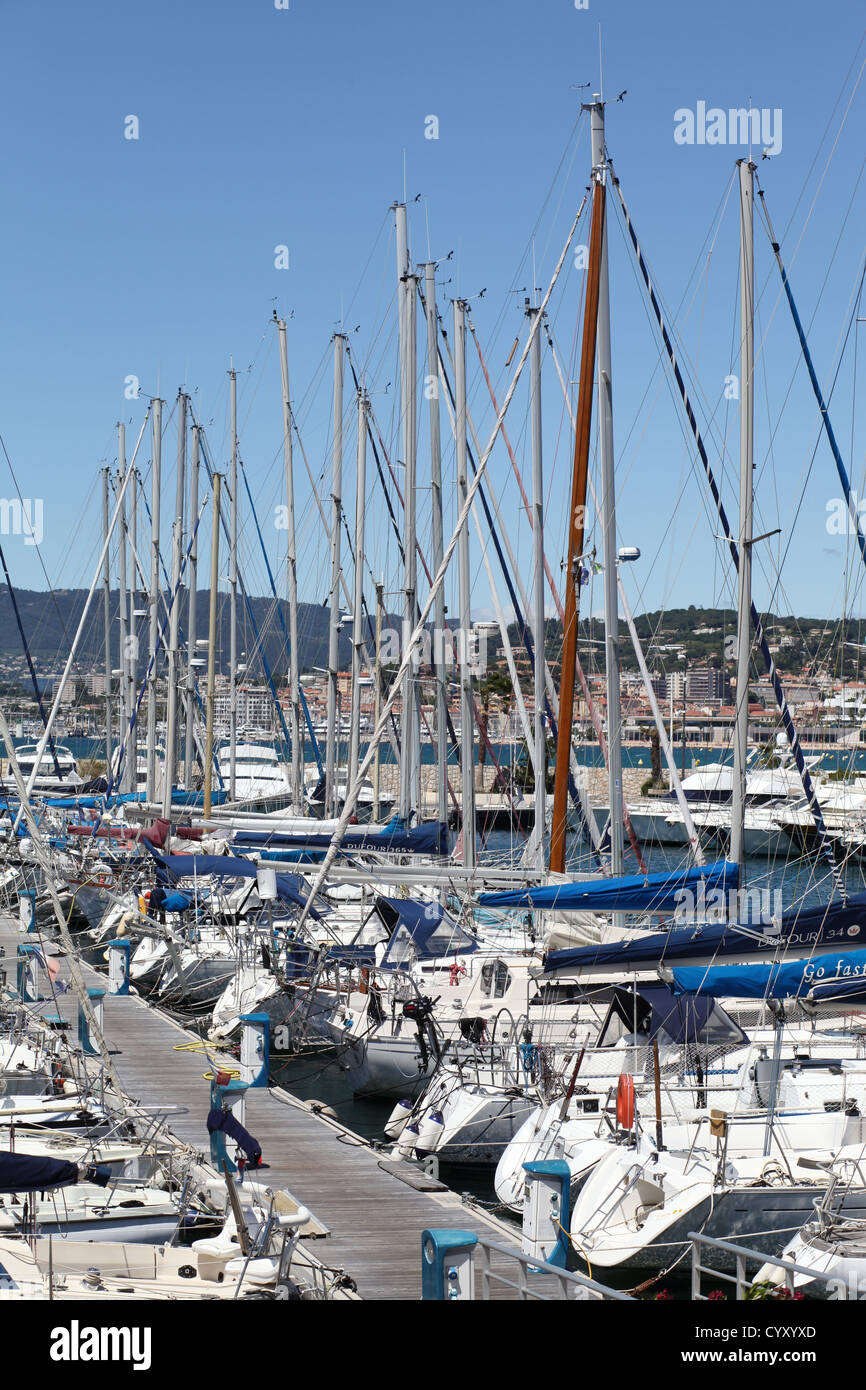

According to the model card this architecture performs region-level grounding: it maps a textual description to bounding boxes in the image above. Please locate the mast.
[117,424,129,789]
[396,203,420,821]
[528,302,546,869]
[454,298,475,869]
[348,389,368,789]
[731,158,755,878]
[162,390,187,818]
[373,578,384,822]
[203,474,222,818]
[424,261,448,829]
[325,333,345,816]
[101,467,112,775]
[277,318,303,811]
[127,464,138,790]
[229,368,238,802]
[549,162,606,872]
[184,425,200,787]
[146,398,162,803]
[590,98,624,885]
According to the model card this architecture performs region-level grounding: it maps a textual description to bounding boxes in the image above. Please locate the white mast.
[731,158,755,878]
[117,423,129,789]
[396,203,420,820]
[229,368,238,802]
[203,474,222,819]
[454,298,475,868]
[102,467,112,775]
[162,391,187,817]
[184,424,200,787]
[528,302,546,868]
[127,463,138,789]
[590,97,624,883]
[424,262,448,828]
[325,333,345,816]
[373,577,384,821]
[348,389,368,789]
[277,318,303,811]
[146,398,162,803]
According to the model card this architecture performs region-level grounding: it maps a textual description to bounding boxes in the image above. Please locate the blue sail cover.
[672,948,866,1004]
[0,1152,80,1193]
[543,892,866,975]
[376,896,478,969]
[147,850,323,919]
[478,861,738,914]
[37,790,229,809]
[231,821,449,857]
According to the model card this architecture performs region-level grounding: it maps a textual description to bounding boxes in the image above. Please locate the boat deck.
[0,914,574,1300]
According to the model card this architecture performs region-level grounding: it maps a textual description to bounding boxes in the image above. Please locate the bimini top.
[374,896,478,970]
[543,892,866,975]
[477,861,738,915]
[147,849,324,920]
[671,947,866,1005]
[602,983,748,1049]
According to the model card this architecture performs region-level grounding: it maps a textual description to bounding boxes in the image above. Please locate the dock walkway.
[1,915,567,1300]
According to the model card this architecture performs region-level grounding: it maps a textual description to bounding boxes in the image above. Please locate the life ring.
[616,1073,635,1130]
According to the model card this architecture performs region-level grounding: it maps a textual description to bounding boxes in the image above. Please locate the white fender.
[384,1097,414,1141]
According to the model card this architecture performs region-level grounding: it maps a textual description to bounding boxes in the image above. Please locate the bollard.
[106,939,130,995]
[208,1075,248,1173]
[421,1229,477,1300]
[16,944,42,1002]
[239,1012,270,1089]
[78,988,105,1056]
[521,1159,571,1269]
[18,890,37,933]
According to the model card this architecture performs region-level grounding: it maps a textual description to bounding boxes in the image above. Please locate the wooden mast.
[549,178,606,873]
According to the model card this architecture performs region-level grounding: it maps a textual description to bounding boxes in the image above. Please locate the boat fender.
[396,1121,421,1158]
[415,1110,445,1156]
[616,1073,635,1130]
[384,1097,414,1141]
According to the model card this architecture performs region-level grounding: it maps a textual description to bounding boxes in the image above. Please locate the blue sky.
[1,0,864,649]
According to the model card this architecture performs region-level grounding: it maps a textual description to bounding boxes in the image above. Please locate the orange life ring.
[616,1073,635,1130]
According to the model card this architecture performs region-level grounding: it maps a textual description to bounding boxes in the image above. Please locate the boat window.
[480,959,511,999]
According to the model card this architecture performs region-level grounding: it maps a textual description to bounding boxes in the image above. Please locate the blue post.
[16,944,41,1002]
[208,1077,248,1173]
[521,1159,571,1269]
[78,988,105,1056]
[421,1229,477,1300]
[239,1012,270,1088]
[18,890,37,933]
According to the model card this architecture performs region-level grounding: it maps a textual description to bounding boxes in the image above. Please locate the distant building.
[213,687,275,734]
[686,667,730,703]
[51,677,76,706]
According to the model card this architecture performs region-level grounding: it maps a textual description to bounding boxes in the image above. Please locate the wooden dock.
[0,915,567,1300]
